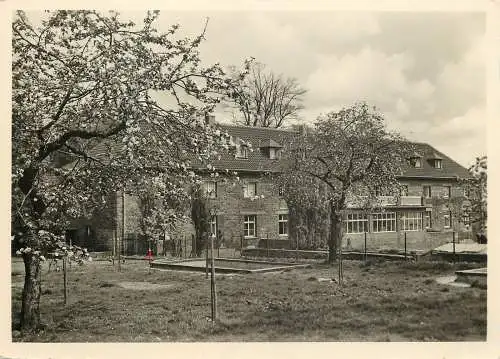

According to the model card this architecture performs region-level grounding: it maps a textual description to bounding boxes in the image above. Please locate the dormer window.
[259,139,283,160]
[236,144,248,159]
[429,152,443,169]
[411,157,422,168]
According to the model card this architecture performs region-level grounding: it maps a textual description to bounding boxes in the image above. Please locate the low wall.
[241,248,415,261]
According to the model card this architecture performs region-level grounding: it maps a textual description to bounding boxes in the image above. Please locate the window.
[345,213,369,234]
[203,181,217,198]
[424,212,432,229]
[423,186,431,198]
[243,182,257,198]
[372,212,396,232]
[444,213,451,229]
[269,148,278,160]
[434,159,442,169]
[400,212,423,231]
[278,186,285,197]
[244,215,256,238]
[400,185,409,196]
[278,214,288,236]
[236,145,248,159]
[410,157,422,168]
[443,186,451,199]
[209,216,217,236]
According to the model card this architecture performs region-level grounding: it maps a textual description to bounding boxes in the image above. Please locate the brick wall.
[400,178,468,232]
[201,174,288,247]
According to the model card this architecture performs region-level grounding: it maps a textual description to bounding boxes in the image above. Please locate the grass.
[11,257,486,342]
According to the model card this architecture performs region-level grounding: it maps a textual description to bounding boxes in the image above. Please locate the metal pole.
[404,232,407,260]
[453,231,456,263]
[240,235,243,257]
[63,256,68,305]
[266,233,270,258]
[364,231,367,263]
[210,234,217,322]
[296,236,299,262]
[205,234,209,279]
[119,190,125,272]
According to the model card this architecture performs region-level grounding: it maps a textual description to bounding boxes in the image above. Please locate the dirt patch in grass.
[10,258,486,342]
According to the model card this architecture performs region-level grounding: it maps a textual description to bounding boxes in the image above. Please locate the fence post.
[205,234,209,279]
[453,231,456,263]
[295,237,298,262]
[266,233,270,258]
[210,234,217,322]
[364,231,367,263]
[240,235,243,257]
[404,232,407,260]
[63,256,68,305]
[184,235,187,259]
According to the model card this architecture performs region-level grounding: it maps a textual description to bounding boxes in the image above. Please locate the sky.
[149,10,486,168]
[20,9,487,168]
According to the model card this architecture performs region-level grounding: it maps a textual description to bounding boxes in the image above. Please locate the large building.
[67,121,472,254]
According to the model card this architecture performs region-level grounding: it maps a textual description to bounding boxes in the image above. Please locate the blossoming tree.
[12,10,248,330]
[279,103,414,263]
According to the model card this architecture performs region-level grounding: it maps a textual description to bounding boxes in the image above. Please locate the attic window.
[236,144,248,159]
[433,159,442,169]
[269,148,281,160]
[410,157,422,168]
[259,139,283,160]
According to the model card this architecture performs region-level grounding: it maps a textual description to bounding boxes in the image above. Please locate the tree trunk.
[328,209,342,264]
[20,253,42,331]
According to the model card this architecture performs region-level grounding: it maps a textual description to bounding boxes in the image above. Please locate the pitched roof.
[191,124,297,173]
[204,125,470,179]
[79,122,470,179]
[401,142,470,179]
[259,138,283,148]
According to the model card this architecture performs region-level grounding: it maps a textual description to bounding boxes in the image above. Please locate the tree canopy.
[12,10,248,330]
[279,103,414,262]
[228,62,306,128]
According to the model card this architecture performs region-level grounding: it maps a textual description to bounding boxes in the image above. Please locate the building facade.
[71,123,471,253]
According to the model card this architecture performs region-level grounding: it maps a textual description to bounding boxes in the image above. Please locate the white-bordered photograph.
[3,0,497,358]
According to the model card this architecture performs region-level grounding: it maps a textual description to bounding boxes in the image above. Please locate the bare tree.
[229,62,306,128]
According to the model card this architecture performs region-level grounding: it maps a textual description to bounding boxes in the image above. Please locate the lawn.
[11,256,486,342]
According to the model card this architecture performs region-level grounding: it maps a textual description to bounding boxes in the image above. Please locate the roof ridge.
[217,123,299,133]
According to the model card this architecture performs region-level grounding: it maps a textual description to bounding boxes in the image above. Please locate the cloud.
[432,34,486,119]
[304,46,434,116]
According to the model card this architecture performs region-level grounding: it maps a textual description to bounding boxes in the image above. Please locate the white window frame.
[372,212,396,233]
[423,186,432,198]
[434,159,442,169]
[269,148,276,160]
[345,213,369,234]
[412,157,422,168]
[236,145,248,159]
[244,215,256,238]
[209,215,217,236]
[278,214,288,236]
[203,181,217,199]
[443,185,451,199]
[243,182,257,198]
[424,212,432,229]
[444,213,451,229]
[400,212,423,232]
